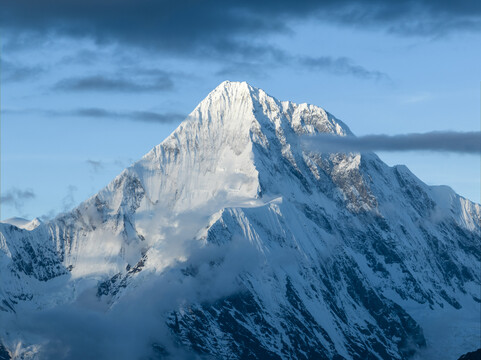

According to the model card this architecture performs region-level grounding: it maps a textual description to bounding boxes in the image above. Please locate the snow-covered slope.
[1,81,479,360]
[0,218,42,231]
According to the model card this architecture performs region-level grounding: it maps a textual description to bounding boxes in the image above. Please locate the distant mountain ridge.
[0,81,479,359]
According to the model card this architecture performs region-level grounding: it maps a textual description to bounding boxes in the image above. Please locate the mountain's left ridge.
[0,81,479,360]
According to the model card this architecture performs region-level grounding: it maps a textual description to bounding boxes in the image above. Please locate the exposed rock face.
[458,349,481,360]
[0,343,10,360]
[0,81,479,359]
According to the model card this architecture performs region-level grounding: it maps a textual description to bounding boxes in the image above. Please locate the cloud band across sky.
[2,0,480,54]
[302,131,481,154]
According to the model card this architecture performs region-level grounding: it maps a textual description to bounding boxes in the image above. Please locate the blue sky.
[1,0,480,220]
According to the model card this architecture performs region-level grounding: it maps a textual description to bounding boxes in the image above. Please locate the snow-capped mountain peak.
[0,82,479,360]
[131,81,354,210]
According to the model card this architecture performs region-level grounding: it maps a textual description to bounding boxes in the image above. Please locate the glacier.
[0,81,479,359]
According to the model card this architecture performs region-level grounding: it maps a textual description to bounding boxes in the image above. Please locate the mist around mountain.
[0,82,479,360]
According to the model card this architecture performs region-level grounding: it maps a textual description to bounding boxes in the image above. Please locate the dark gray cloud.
[2,14,388,83]
[1,58,44,82]
[54,74,173,92]
[0,0,479,59]
[302,131,481,154]
[0,188,36,212]
[300,56,389,81]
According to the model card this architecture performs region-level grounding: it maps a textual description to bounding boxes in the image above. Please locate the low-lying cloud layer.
[302,131,481,154]
[7,232,264,359]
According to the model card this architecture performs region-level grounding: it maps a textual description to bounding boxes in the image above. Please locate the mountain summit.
[1,82,479,360]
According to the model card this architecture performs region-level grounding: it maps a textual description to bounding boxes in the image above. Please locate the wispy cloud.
[216,51,388,82]
[0,187,36,214]
[299,56,389,81]
[61,185,78,212]
[72,108,186,123]
[302,131,481,154]
[85,158,137,176]
[1,58,44,82]
[86,160,104,173]
[4,107,186,124]
[59,49,102,66]
[215,62,270,78]
[54,74,173,92]
[398,92,433,104]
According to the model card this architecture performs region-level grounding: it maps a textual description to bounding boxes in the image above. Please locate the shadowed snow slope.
[0,81,480,360]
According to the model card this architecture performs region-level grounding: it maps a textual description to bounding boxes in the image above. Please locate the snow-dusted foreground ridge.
[1,81,480,360]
